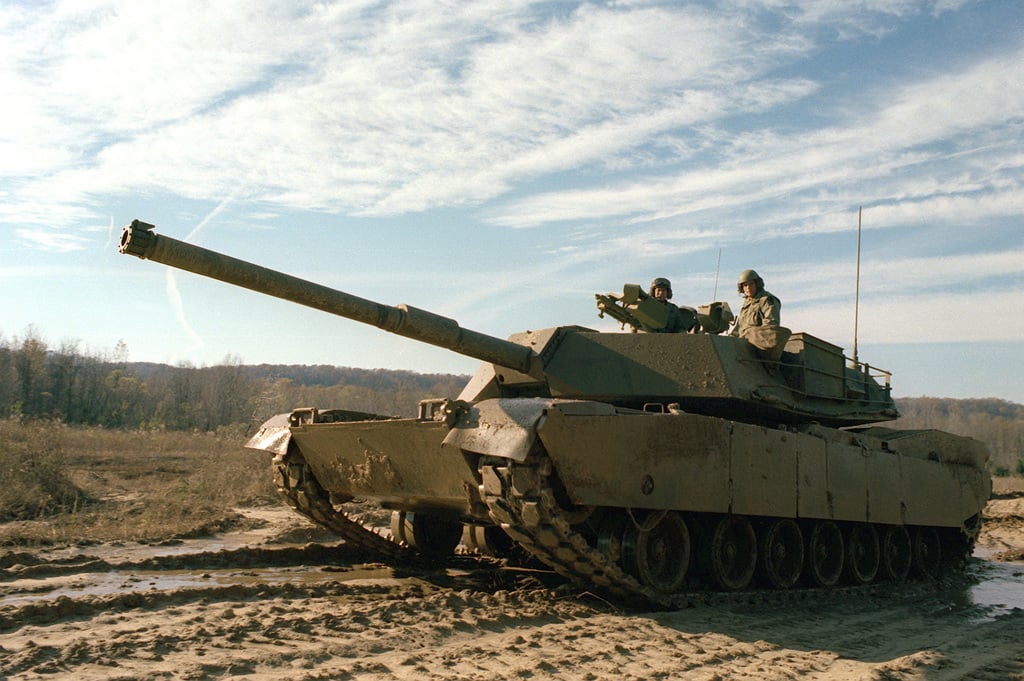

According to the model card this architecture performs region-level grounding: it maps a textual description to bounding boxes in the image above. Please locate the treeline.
[1,330,1021,473]
[0,330,465,431]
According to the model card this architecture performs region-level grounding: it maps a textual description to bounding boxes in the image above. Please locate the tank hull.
[249,397,990,599]
[250,399,989,530]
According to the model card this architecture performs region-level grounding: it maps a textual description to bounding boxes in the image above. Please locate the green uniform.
[732,290,781,336]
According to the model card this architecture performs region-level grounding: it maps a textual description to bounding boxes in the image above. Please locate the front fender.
[245,413,293,456]
[443,398,614,463]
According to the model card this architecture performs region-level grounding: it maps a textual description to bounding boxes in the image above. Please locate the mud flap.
[245,413,293,456]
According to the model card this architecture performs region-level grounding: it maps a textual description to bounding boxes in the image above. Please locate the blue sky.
[2,0,1022,403]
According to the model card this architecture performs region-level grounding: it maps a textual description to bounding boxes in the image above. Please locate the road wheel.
[844,524,880,585]
[391,511,462,559]
[807,520,844,587]
[463,524,517,558]
[708,515,757,591]
[880,525,912,583]
[912,526,942,579]
[622,511,691,594]
[759,519,804,589]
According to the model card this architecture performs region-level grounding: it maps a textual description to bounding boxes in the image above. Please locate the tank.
[119,219,991,604]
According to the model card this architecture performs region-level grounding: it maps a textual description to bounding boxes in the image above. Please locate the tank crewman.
[643,277,695,333]
[731,269,781,336]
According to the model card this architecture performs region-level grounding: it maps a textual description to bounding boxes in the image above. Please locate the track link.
[272,446,408,560]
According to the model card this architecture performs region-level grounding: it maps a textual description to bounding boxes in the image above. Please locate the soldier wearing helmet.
[731,269,781,337]
[642,277,695,333]
[649,277,673,301]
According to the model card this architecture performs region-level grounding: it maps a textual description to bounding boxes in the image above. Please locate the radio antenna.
[852,206,862,366]
[712,247,722,300]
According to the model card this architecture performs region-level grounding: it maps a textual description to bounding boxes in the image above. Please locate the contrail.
[167,174,256,352]
[166,267,204,351]
[184,186,242,242]
[104,215,115,251]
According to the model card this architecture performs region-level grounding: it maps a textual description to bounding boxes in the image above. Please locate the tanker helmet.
[736,269,764,295]
[649,277,673,299]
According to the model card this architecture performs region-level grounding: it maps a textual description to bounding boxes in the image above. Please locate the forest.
[1,328,1021,475]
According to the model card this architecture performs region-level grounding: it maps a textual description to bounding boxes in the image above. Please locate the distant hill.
[245,363,469,390]
[120,361,470,424]
[126,361,468,391]
[894,397,1024,422]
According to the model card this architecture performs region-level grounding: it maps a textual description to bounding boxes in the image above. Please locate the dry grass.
[992,476,1024,496]
[0,420,278,546]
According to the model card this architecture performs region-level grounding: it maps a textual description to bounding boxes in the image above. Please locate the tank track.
[479,453,976,608]
[481,455,669,605]
[272,446,409,560]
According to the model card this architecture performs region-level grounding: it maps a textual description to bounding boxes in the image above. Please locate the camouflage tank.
[119,220,991,604]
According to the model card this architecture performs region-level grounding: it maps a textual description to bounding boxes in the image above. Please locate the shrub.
[0,421,278,545]
[0,419,85,521]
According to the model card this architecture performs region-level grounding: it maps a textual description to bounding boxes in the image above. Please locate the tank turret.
[120,220,895,427]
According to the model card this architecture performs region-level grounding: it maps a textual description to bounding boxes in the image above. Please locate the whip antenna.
[712,247,722,300]
[853,206,862,366]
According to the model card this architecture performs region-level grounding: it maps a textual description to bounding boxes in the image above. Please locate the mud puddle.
[961,559,1024,620]
[0,506,516,611]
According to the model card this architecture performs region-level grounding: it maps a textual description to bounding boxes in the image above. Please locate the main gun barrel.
[119,220,538,375]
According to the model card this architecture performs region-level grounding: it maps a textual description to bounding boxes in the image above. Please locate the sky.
[1,0,1022,404]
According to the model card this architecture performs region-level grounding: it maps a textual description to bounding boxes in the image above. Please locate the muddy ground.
[1,482,1022,680]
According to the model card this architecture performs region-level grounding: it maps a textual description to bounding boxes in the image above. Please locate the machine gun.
[595,284,661,332]
[596,284,734,334]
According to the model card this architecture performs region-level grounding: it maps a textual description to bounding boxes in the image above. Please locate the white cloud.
[3,1,824,225]
[485,44,1024,233]
[1,0,1022,400]
[13,227,89,253]
[5,1,1017,234]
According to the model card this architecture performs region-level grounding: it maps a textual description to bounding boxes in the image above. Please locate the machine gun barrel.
[595,292,642,331]
[119,220,538,375]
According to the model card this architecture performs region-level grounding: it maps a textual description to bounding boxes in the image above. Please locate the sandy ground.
[1,486,1022,680]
